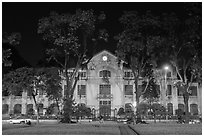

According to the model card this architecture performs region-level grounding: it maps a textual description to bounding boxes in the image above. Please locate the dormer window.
[99,70,111,78]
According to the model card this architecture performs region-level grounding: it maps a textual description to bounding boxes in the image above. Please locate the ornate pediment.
[88,50,119,70]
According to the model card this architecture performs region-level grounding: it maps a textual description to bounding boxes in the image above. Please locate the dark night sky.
[3,2,186,66]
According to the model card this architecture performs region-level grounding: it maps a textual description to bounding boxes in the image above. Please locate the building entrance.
[99,84,111,120]
[99,100,111,120]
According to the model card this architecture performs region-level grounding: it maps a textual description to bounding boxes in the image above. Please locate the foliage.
[150,103,166,116]
[157,3,201,123]
[3,67,62,124]
[117,107,125,116]
[2,32,21,66]
[137,103,149,116]
[46,103,59,115]
[115,11,162,114]
[38,9,107,123]
[73,104,92,118]
[142,64,160,102]
[45,67,62,114]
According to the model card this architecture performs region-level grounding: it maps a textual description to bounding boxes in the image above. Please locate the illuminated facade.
[2,50,202,118]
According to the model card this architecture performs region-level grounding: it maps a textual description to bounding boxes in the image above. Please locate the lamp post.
[164,66,169,120]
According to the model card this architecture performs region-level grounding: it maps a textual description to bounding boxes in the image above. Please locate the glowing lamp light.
[133,102,137,107]
[164,66,169,70]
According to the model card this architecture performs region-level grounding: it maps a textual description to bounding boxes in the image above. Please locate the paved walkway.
[3,120,139,135]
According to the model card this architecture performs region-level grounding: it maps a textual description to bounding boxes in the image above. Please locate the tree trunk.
[32,94,39,125]
[183,89,190,123]
[55,99,60,115]
[134,77,139,114]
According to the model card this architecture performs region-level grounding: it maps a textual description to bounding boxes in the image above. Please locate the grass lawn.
[129,122,202,135]
[2,122,121,135]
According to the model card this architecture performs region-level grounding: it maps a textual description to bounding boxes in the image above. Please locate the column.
[21,91,27,115]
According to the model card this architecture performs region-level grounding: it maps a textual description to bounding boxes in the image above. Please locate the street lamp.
[164,65,169,120]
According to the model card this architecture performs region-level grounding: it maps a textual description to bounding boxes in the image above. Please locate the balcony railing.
[97,94,113,99]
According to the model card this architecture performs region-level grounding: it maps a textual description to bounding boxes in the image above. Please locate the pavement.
[3,120,138,135]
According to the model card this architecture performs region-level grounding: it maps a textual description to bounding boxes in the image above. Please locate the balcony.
[97,94,113,99]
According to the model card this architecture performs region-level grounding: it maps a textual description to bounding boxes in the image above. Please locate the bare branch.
[53,57,64,68]
[141,78,150,94]
[171,61,183,82]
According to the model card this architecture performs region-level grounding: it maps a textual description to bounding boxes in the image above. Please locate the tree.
[2,32,21,66]
[45,67,62,115]
[158,3,201,123]
[137,103,149,117]
[117,107,125,116]
[73,104,92,120]
[150,103,166,123]
[115,11,161,116]
[3,67,62,124]
[38,9,107,123]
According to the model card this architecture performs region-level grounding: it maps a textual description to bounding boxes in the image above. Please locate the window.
[125,103,133,113]
[14,104,22,114]
[78,85,86,96]
[124,71,133,78]
[100,101,102,105]
[167,72,171,77]
[78,103,86,107]
[38,103,44,115]
[27,104,34,115]
[177,88,183,96]
[2,104,9,114]
[167,103,173,115]
[99,101,111,105]
[178,104,184,112]
[190,104,198,115]
[99,70,111,78]
[124,85,133,95]
[108,101,111,105]
[99,85,111,94]
[167,85,172,96]
[189,86,197,96]
[78,71,86,79]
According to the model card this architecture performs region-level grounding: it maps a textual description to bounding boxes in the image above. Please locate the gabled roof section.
[90,50,117,61]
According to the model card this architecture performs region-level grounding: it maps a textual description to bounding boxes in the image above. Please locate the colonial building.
[2,50,202,119]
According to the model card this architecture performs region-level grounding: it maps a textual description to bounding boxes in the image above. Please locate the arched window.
[190,104,198,115]
[2,104,9,114]
[27,104,34,115]
[99,70,111,78]
[125,103,133,113]
[14,104,22,114]
[167,103,173,115]
[178,104,184,112]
